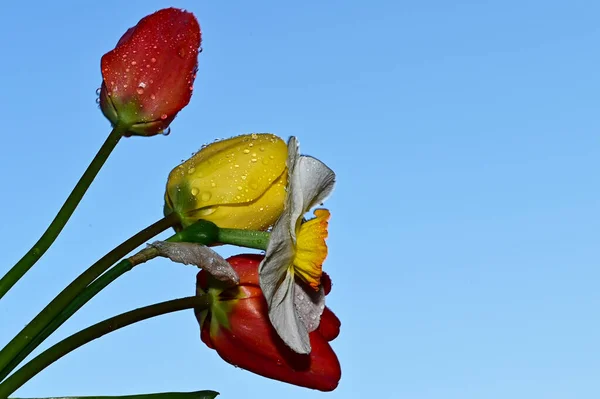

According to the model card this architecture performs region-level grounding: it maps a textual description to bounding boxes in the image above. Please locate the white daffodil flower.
[258,137,335,354]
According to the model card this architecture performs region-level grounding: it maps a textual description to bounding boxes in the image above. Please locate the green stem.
[0,296,210,398]
[0,213,179,377]
[0,218,216,381]
[0,260,134,381]
[0,125,128,300]
[217,228,270,250]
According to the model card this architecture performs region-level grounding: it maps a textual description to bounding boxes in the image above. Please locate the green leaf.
[11,390,219,399]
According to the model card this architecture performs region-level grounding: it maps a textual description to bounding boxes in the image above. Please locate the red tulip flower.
[99,8,201,136]
[196,254,341,392]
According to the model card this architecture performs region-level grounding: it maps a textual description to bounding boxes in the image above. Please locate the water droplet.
[261,159,268,165]
[178,47,187,58]
[211,182,216,187]
[251,133,258,140]
[249,143,254,147]
[201,192,211,202]
[95,87,101,95]
[234,164,240,168]
[191,187,199,196]
[243,149,250,154]
[136,87,144,95]
[187,167,195,174]
[260,147,265,152]
[95,97,100,104]
[237,186,243,191]
[131,61,137,65]
[269,155,275,160]
[250,183,259,190]
[160,114,168,120]
[162,127,171,136]
[150,94,156,100]
[259,207,264,211]
[251,158,257,163]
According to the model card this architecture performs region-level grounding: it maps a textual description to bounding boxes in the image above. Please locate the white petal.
[285,136,304,242]
[297,155,335,211]
[259,135,334,354]
[258,224,294,305]
[150,241,239,284]
[294,281,325,333]
[259,136,301,306]
[268,273,311,354]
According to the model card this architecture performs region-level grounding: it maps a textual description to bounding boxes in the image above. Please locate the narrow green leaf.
[10,390,219,399]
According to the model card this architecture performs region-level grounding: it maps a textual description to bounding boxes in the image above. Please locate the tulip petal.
[150,241,239,284]
[100,8,201,136]
[165,134,288,229]
[318,307,341,341]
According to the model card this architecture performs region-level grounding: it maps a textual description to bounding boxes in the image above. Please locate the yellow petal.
[184,170,287,230]
[165,133,288,228]
[293,209,330,290]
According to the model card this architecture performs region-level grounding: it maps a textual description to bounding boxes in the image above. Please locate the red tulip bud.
[196,254,342,392]
[99,8,201,136]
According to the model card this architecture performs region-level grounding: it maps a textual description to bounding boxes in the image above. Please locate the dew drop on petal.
[201,192,212,202]
[162,127,171,136]
[191,187,199,196]
[95,87,101,95]
[160,114,168,120]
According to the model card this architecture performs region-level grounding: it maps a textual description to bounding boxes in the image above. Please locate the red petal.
[321,272,332,295]
[200,324,215,350]
[225,254,264,286]
[211,296,341,391]
[100,8,201,134]
[318,307,341,341]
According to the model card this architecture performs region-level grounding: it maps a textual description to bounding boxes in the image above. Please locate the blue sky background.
[1,0,600,398]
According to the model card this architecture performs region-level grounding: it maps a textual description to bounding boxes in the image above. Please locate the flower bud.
[165,134,288,230]
[99,8,201,136]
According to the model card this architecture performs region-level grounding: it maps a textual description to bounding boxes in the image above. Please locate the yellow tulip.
[164,133,288,230]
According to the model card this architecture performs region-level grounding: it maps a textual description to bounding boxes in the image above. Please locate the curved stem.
[0,213,179,376]
[0,125,128,300]
[0,217,216,381]
[0,295,210,398]
[0,260,134,381]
